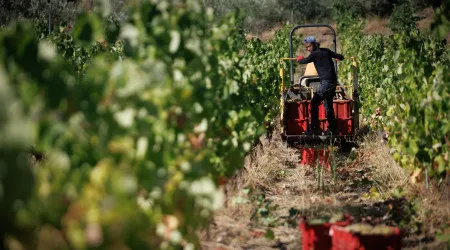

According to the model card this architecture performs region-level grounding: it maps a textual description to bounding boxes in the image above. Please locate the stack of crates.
[285,100,353,136]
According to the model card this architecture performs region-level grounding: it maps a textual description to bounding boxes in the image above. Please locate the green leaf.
[264,229,275,240]
[72,13,103,44]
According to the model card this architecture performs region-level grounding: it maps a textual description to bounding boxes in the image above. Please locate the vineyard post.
[351,56,359,131]
[280,59,285,126]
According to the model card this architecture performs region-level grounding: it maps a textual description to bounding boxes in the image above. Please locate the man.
[296,36,344,136]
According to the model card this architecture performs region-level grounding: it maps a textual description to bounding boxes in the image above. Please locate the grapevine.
[337,6,449,178]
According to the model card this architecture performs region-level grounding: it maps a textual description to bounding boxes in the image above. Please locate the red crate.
[319,118,353,136]
[333,100,352,119]
[286,101,309,120]
[319,119,328,132]
[299,101,309,120]
[300,218,352,250]
[286,119,308,135]
[299,147,332,168]
[330,225,401,250]
[336,118,353,135]
[319,104,326,119]
[299,100,354,136]
[307,101,326,119]
[307,100,352,120]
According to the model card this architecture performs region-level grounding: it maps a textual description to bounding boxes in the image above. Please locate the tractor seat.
[298,75,321,92]
[296,76,347,100]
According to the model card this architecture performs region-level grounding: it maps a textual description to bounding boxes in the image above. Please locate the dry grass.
[360,8,437,36]
[406,178,450,236]
[417,8,435,30]
[363,16,392,35]
[359,135,409,194]
[201,125,450,249]
[243,137,299,193]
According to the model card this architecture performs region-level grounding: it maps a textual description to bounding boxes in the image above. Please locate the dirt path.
[200,131,450,250]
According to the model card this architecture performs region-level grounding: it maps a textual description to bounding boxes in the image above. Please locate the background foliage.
[0,0,128,27]
[337,2,449,178]
[0,0,296,248]
[206,0,442,33]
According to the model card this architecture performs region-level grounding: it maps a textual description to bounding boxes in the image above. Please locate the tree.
[388,1,421,33]
[0,0,80,27]
[0,0,129,27]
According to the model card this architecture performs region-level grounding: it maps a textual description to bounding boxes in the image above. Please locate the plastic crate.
[307,101,326,119]
[333,100,352,119]
[336,118,353,135]
[330,226,401,250]
[307,100,352,120]
[300,218,352,250]
[292,100,354,136]
[318,118,353,136]
[287,119,308,135]
[286,101,309,120]
[299,147,332,168]
[319,119,328,132]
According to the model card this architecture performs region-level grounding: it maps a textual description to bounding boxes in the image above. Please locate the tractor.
[279,24,360,156]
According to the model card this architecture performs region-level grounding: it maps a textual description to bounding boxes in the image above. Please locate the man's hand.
[296,55,304,62]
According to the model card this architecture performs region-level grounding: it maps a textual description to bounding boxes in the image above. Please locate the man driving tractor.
[296,36,344,136]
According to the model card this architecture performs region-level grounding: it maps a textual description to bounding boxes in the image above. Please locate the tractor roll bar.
[289,24,337,85]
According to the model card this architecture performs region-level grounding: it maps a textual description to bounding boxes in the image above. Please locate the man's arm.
[328,49,344,60]
[297,53,316,64]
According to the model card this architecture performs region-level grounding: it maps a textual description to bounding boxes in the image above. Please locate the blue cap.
[303,36,317,44]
